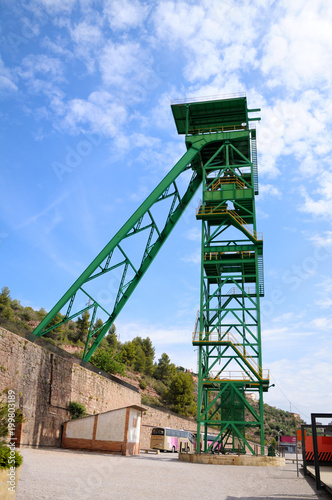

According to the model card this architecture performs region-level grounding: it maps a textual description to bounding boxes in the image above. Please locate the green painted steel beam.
[29,136,213,361]
[172,97,250,135]
[194,98,267,455]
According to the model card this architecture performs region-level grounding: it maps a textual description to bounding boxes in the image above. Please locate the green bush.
[67,401,87,419]
[90,347,125,375]
[44,337,57,346]
[152,380,167,396]
[141,395,161,406]
[0,446,23,469]
[139,379,147,390]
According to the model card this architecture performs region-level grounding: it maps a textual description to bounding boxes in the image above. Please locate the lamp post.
[277,430,283,454]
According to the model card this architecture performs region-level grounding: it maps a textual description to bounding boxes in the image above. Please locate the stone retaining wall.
[0,328,140,447]
[140,404,198,449]
[0,328,270,455]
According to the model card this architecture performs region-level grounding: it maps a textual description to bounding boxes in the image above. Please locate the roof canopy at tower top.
[171,95,260,135]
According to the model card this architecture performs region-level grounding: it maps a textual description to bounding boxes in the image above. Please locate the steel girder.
[29,134,222,362]
[192,103,268,455]
[29,97,267,453]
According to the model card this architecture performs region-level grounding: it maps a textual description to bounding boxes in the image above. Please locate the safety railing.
[227,286,256,295]
[204,251,254,260]
[205,370,251,381]
[187,125,247,135]
[210,177,245,191]
[171,92,246,105]
[192,331,268,380]
[224,332,261,375]
[196,206,263,241]
[203,369,269,382]
[204,369,269,382]
[228,210,262,241]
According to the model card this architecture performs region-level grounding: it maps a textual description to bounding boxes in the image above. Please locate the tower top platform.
[171,95,260,135]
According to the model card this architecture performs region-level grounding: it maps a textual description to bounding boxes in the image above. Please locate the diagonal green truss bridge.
[29,95,269,455]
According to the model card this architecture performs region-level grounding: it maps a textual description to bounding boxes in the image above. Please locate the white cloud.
[299,172,332,219]
[153,0,263,83]
[18,54,65,83]
[181,250,200,265]
[262,2,332,91]
[104,0,150,30]
[262,327,315,345]
[311,317,332,330]
[41,37,73,58]
[314,277,332,309]
[315,277,332,292]
[135,140,185,176]
[27,0,76,14]
[153,2,204,46]
[70,21,102,45]
[149,92,178,132]
[257,91,332,179]
[98,40,153,98]
[60,90,127,137]
[310,231,332,247]
[69,21,103,72]
[0,56,18,93]
[184,227,201,242]
[266,353,332,418]
[258,184,281,199]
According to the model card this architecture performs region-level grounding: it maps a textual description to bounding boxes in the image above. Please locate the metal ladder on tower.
[251,132,259,195]
[257,255,264,296]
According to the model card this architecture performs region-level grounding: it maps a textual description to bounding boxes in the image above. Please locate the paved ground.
[16,447,331,500]
[307,466,332,495]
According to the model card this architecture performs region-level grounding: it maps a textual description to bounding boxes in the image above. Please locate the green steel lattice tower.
[29,96,268,454]
[182,97,270,454]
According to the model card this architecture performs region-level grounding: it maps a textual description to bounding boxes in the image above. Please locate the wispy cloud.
[104,0,151,30]
[258,184,282,200]
[181,250,200,265]
[15,191,70,231]
[0,56,18,93]
[59,90,127,137]
[18,54,65,83]
[262,2,332,91]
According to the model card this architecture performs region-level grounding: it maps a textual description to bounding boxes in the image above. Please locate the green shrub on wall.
[67,401,87,419]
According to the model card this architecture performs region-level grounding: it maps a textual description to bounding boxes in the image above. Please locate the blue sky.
[1,0,332,421]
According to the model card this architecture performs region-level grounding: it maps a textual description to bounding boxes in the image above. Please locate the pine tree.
[0,287,11,310]
[154,353,176,383]
[106,324,118,349]
[76,310,90,343]
[164,371,196,416]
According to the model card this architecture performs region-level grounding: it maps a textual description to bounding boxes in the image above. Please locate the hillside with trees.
[0,286,306,441]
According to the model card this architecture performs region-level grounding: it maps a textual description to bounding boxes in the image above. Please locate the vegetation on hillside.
[0,286,307,437]
[244,399,305,444]
[0,286,196,417]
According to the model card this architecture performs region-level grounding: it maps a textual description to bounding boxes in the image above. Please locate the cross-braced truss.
[192,102,268,454]
[30,97,268,455]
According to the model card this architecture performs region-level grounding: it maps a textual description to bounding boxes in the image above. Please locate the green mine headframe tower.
[173,96,269,455]
[29,95,268,454]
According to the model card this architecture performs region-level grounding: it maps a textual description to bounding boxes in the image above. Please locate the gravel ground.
[15,447,331,500]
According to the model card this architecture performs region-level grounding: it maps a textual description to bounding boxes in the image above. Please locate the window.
[152,428,165,435]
